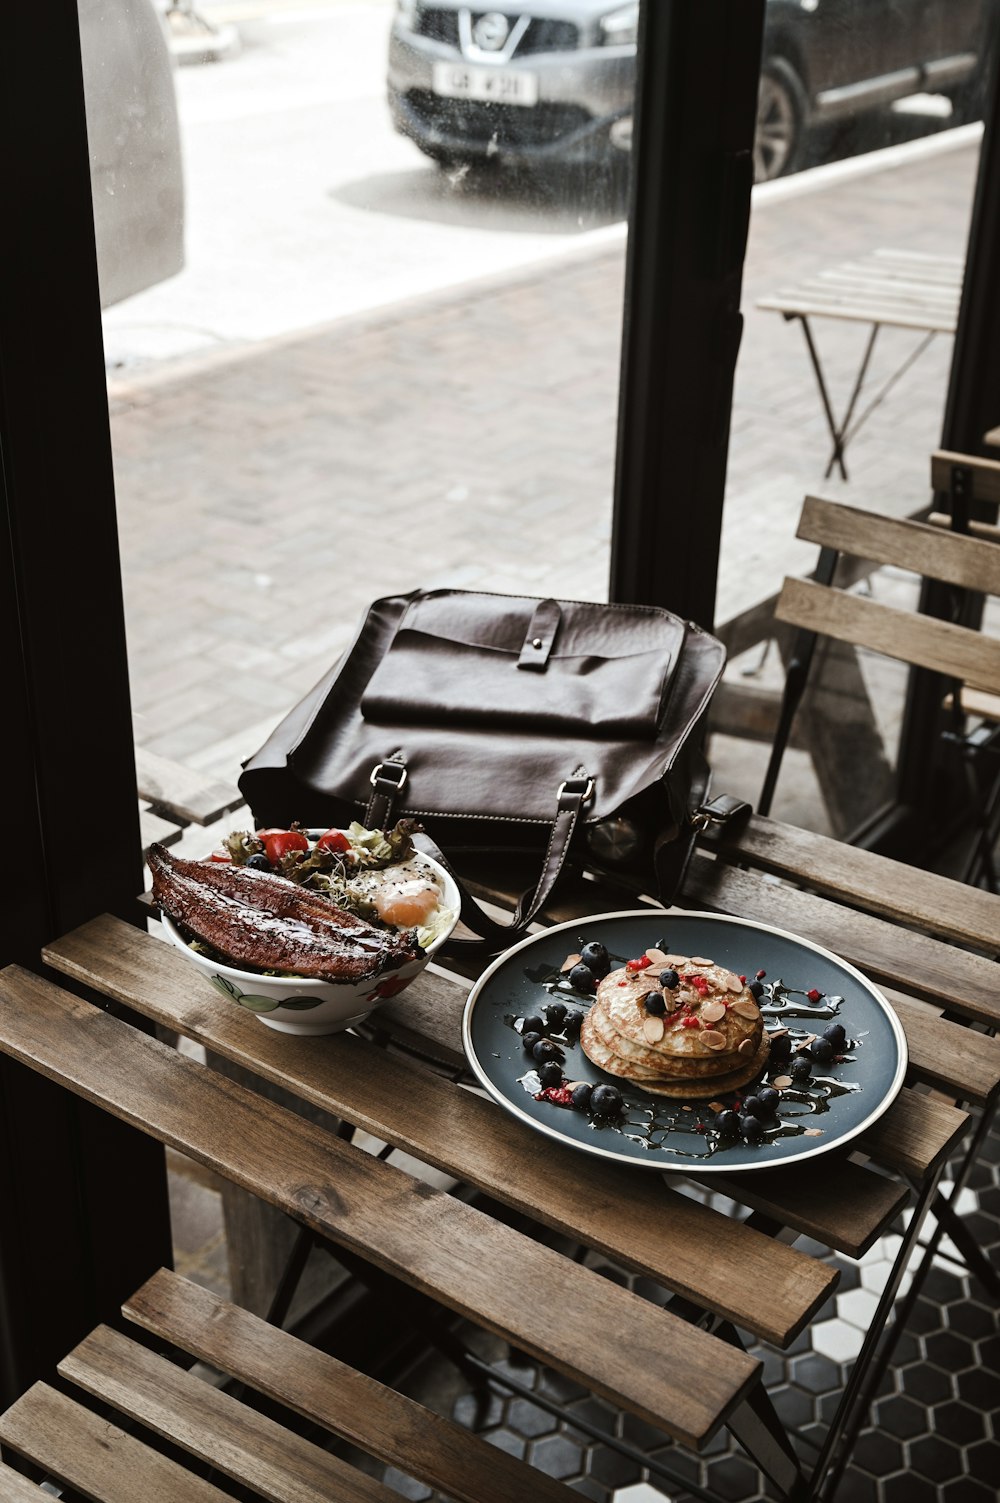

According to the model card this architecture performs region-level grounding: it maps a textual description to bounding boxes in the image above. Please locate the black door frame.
[610,1,765,628]
[1,3,172,1403]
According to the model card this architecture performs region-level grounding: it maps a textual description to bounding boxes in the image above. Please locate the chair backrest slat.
[931,449,1000,508]
[796,496,1000,595]
[776,576,1000,694]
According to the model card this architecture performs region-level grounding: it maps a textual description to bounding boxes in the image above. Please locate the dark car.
[388,0,989,182]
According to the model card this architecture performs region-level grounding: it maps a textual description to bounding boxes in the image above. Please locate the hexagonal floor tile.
[811,1317,861,1364]
[873,1392,930,1439]
[907,1434,965,1484]
[613,1485,673,1503]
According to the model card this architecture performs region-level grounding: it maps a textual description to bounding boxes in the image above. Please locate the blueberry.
[740,1114,765,1144]
[520,1015,545,1037]
[749,980,764,999]
[589,1084,623,1118]
[562,1008,584,1035]
[643,991,666,1016]
[742,1095,766,1120]
[246,852,271,871]
[757,1087,780,1115]
[823,1022,847,1050]
[545,1002,567,1029]
[659,968,679,990]
[769,1033,792,1061]
[521,1031,542,1053]
[571,1082,593,1111]
[533,1040,560,1065]
[579,942,611,978]
[810,1039,834,1064]
[715,1109,740,1136]
[790,1055,812,1081]
[568,963,597,993]
[538,1061,563,1088]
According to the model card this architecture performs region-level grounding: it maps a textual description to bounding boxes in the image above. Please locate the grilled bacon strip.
[148,844,420,983]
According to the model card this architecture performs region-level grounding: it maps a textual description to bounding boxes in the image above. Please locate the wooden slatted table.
[1,814,998,1501]
[757,248,963,481]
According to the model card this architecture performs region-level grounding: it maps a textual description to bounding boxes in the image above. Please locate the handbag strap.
[366,763,594,951]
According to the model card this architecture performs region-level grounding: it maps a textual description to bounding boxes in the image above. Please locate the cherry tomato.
[316,829,351,854]
[257,828,309,864]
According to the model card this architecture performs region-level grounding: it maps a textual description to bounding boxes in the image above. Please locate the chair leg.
[759,549,841,818]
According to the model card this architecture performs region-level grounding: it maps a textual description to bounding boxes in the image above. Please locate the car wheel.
[755,57,807,182]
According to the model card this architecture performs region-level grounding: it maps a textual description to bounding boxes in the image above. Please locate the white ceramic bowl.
[159,843,459,1036]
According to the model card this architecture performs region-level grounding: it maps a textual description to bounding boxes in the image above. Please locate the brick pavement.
[109,135,982,831]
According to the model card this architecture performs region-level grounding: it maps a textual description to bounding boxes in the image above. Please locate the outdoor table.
[757,248,962,481]
[0,812,998,1501]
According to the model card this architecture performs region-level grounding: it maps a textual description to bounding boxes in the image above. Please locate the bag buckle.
[691,794,751,832]
[558,776,595,807]
[370,761,408,792]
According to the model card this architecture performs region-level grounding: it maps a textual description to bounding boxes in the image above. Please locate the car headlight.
[599,2,639,47]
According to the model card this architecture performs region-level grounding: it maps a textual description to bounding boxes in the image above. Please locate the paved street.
[104,0,628,369]
[105,16,985,836]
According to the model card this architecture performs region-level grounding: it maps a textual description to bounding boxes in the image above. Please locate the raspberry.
[536,1085,574,1107]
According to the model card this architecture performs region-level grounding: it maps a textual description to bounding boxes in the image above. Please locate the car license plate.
[432,62,539,107]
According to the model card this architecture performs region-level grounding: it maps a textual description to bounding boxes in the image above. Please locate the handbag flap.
[359,590,687,738]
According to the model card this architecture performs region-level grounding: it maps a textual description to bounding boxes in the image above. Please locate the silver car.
[388,0,989,181]
[388,0,636,172]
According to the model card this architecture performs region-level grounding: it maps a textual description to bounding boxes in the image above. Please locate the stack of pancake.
[580,950,770,1099]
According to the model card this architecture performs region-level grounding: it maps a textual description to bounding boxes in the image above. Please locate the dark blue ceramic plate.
[462,909,907,1174]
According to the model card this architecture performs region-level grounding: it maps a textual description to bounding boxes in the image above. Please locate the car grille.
[415,10,580,55]
[408,89,592,146]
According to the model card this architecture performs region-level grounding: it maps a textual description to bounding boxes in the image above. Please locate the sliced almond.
[772,1075,793,1089]
[690,956,715,967]
[804,1128,824,1137]
[700,1001,726,1024]
[700,1030,727,1051]
[644,947,670,966]
[731,999,760,1019]
[725,972,744,992]
[643,1015,666,1045]
[738,1038,756,1057]
[663,991,681,1012]
[708,1101,726,1113]
[663,954,689,967]
[560,953,582,973]
[769,1026,789,1040]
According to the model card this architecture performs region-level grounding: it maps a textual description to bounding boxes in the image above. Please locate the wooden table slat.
[124,1269,581,1503]
[0,1384,230,1503]
[0,965,756,1450]
[61,1326,401,1503]
[882,991,1000,1108]
[756,295,955,333]
[135,746,243,828]
[684,853,1000,1029]
[854,1088,968,1180]
[46,915,902,1274]
[0,1461,69,1503]
[712,813,1000,972]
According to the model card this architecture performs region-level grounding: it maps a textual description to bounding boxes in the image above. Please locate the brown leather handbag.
[239,589,727,948]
